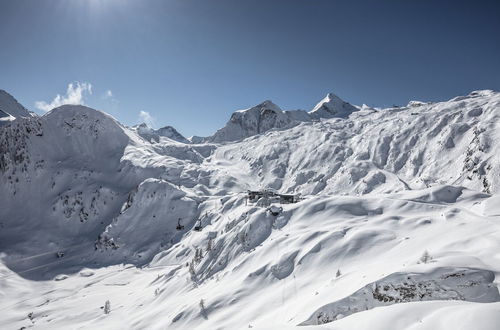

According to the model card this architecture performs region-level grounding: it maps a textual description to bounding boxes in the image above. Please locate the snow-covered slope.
[0,109,15,124]
[203,89,500,197]
[1,90,500,330]
[0,89,31,118]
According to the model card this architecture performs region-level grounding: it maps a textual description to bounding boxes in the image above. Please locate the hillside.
[0,90,32,125]
[1,90,500,330]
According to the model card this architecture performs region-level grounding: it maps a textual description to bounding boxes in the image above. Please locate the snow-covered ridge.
[131,123,190,144]
[208,93,358,142]
[209,100,309,142]
[0,90,32,125]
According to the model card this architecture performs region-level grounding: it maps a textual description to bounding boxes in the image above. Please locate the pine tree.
[206,238,213,253]
[420,250,431,264]
[199,299,207,319]
[195,247,203,262]
[104,300,111,314]
[189,262,196,277]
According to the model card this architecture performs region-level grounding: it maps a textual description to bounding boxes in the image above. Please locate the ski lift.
[194,219,202,231]
[176,218,184,231]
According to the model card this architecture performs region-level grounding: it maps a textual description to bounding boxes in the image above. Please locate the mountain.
[1,90,500,330]
[132,123,190,143]
[0,89,31,118]
[208,94,357,142]
[209,100,306,142]
[156,125,190,143]
[309,92,359,118]
[0,109,15,124]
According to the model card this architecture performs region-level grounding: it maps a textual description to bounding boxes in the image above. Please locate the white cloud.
[103,90,113,99]
[35,82,93,112]
[139,110,156,128]
[102,89,118,106]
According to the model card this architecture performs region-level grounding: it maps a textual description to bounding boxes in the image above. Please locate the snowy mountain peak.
[156,125,190,143]
[208,94,361,142]
[310,92,358,118]
[44,104,119,123]
[233,100,281,115]
[131,122,189,144]
[210,100,298,142]
[257,99,281,112]
[133,122,155,135]
[325,92,342,100]
[0,89,31,120]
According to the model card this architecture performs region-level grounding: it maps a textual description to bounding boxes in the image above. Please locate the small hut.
[278,194,299,204]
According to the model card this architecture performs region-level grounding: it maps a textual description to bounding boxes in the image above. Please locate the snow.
[0,89,31,118]
[0,109,16,125]
[131,123,190,144]
[208,93,357,142]
[1,89,500,329]
[309,93,359,119]
[209,100,304,142]
[300,266,500,325]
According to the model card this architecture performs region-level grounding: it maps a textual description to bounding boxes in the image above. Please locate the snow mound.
[300,267,500,325]
[407,100,429,107]
[318,301,500,330]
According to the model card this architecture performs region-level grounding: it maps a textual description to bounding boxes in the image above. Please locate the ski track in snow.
[1,89,500,329]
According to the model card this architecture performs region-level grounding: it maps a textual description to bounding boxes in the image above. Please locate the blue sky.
[1,0,499,137]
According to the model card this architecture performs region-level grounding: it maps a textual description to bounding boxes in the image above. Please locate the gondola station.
[246,189,300,205]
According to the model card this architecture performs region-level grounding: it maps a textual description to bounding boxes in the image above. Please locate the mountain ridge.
[0,89,32,125]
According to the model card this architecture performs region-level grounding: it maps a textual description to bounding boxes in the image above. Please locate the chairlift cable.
[3,241,91,264]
